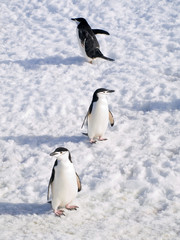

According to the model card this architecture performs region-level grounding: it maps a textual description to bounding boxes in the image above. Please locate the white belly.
[76,29,92,62]
[88,101,109,139]
[51,165,77,210]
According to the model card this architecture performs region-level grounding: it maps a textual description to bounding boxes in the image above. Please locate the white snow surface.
[0,0,180,239]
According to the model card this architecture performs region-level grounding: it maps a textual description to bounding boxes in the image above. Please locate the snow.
[0,0,180,239]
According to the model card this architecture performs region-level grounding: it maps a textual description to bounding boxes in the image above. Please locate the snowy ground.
[0,0,180,239]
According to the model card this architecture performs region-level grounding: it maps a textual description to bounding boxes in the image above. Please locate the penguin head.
[71,17,88,25]
[93,88,115,102]
[50,147,72,162]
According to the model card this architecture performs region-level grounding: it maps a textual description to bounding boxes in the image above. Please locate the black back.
[76,18,100,56]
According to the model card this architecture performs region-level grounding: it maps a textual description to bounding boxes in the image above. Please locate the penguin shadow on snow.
[0,56,85,70]
[0,202,51,216]
[1,134,85,147]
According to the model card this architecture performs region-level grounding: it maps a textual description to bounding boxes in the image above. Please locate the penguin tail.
[94,49,115,61]
[100,55,115,61]
[82,132,88,136]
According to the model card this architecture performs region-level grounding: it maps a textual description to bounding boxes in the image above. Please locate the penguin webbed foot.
[54,209,65,217]
[65,204,79,211]
[98,137,107,141]
[90,139,97,144]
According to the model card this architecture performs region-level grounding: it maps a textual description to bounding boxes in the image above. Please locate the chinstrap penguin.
[82,88,115,143]
[47,147,81,216]
[71,17,114,63]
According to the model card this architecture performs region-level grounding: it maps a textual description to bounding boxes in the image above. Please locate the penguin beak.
[71,18,80,24]
[50,151,57,156]
[107,90,115,93]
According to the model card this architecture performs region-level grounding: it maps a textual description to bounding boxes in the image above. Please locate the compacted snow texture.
[0,0,180,239]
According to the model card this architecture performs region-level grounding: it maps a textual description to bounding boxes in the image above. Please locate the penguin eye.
[60,151,66,155]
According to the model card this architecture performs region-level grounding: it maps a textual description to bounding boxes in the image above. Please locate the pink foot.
[90,139,96,144]
[65,204,79,211]
[54,209,65,217]
[98,137,107,141]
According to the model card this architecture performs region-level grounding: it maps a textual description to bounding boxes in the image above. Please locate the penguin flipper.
[47,160,58,201]
[78,28,92,46]
[47,182,52,202]
[81,108,91,128]
[92,29,110,35]
[109,110,114,126]
[76,172,82,192]
[81,113,88,129]
[81,100,94,128]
